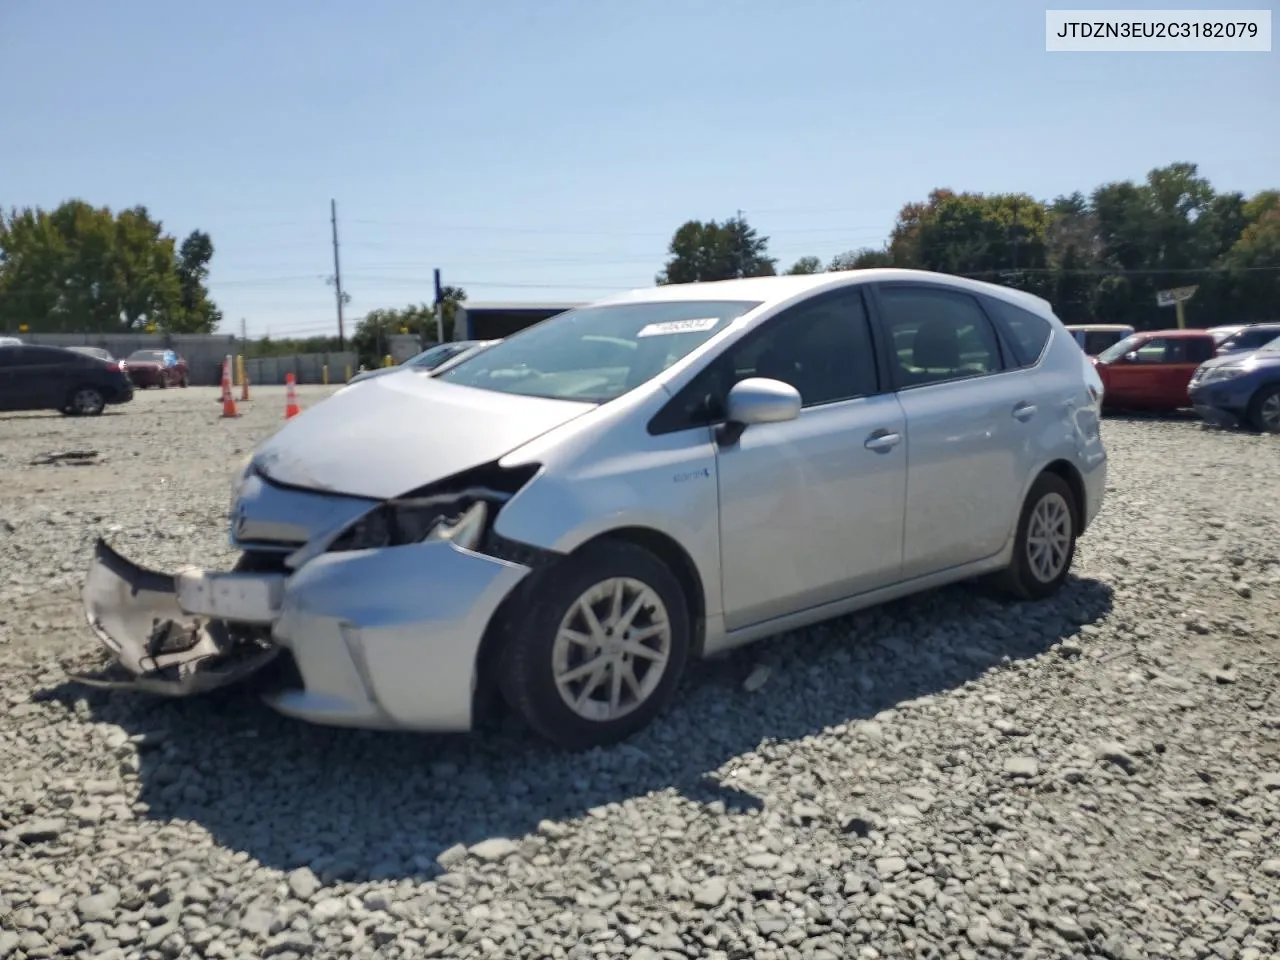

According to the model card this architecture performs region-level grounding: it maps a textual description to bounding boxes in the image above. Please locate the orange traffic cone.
[220,355,239,418]
[284,372,300,419]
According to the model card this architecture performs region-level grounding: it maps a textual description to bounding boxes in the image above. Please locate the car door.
[0,347,19,410]
[3,346,69,410]
[709,286,907,631]
[1160,336,1214,406]
[871,282,1040,579]
[1101,336,1158,405]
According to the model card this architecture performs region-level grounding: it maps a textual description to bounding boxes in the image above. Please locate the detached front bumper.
[73,536,532,732]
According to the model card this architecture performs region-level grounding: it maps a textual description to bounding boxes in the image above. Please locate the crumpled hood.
[251,374,593,499]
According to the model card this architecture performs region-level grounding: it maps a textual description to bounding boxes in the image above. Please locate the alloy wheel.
[552,577,672,723]
[1260,392,1280,433]
[1026,491,1072,583]
[73,388,104,415]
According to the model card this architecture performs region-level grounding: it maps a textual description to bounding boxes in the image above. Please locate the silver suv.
[79,269,1108,750]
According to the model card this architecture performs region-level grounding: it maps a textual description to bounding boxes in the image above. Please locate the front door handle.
[864,429,902,453]
[1012,401,1037,422]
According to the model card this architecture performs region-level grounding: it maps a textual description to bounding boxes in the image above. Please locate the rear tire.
[991,472,1079,601]
[498,540,690,750]
[1248,384,1280,434]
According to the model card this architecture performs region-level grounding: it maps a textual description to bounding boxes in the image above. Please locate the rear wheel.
[1248,384,1280,434]
[67,386,106,416]
[991,472,1079,601]
[498,541,690,750]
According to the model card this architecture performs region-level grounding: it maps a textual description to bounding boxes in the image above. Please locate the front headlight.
[328,496,490,553]
[229,455,255,509]
[1199,365,1245,384]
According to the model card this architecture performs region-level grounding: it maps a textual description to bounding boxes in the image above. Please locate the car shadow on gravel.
[44,574,1113,885]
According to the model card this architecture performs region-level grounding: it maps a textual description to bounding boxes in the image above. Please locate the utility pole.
[330,199,346,349]
[1010,197,1020,274]
[433,269,444,344]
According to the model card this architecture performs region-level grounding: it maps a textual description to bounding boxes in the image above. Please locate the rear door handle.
[864,430,902,453]
[1012,401,1037,422]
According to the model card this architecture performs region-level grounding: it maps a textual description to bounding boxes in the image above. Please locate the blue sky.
[1,0,1276,338]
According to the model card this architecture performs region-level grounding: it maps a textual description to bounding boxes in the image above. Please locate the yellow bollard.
[345,364,352,382]
[383,354,393,368]
[235,354,245,387]
[322,365,329,386]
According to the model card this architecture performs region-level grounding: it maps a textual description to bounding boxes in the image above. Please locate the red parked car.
[125,349,189,388]
[1091,329,1217,412]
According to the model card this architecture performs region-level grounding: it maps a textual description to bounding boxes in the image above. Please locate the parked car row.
[1082,323,1280,432]
[345,339,499,386]
[0,343,134,415]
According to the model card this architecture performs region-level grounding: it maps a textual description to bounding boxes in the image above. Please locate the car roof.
[1135,329,1215,338]
[588,268,1057,317]
[1066,323,1133,332]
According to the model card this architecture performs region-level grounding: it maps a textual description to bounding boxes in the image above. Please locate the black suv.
[0,344,135,416]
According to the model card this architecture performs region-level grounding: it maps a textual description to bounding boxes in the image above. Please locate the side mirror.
[717,377,801,445]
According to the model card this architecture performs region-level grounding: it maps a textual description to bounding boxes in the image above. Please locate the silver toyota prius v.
[76,269,1108,749]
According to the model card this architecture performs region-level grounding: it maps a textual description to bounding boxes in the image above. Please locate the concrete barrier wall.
[245,353,357,386]
[19,333,354,386]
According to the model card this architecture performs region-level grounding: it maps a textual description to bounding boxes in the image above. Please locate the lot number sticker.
[636,318,721,338]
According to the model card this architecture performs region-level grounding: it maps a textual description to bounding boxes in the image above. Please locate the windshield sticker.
[636,318,721,338]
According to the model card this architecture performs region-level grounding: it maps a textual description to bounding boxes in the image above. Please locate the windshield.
[1259,333,1280,353]
[1096,334,1144,364]
[436,300,761,402]
[128,350,166,363]
[410,342,473,370]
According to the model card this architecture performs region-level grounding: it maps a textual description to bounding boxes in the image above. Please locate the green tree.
[785,256,823,275]
[1220,195,1280,321]
[350,288,468,367]
[828,248,892,271]
[0,200,221,333]
[176,230,222,331]
[656,214,776,284]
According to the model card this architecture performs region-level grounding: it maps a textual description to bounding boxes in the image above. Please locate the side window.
[1085,331,1120,356]
[649,287,878,433]
[1186,337,1215,363]
[1132,338,1171,363]
[878,286,1004,388]
[1244,329,1279,349]
[982,297,1052,367]
[8,347,63,367]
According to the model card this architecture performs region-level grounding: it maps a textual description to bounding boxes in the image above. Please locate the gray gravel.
[2,388,1279,959]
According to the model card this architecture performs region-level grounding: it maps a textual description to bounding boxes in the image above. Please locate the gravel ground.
[1,387,1278,960]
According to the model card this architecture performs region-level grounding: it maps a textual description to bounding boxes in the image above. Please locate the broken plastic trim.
[70,538,279,696]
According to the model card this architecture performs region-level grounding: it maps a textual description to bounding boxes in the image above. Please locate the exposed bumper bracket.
[69,538,279,696]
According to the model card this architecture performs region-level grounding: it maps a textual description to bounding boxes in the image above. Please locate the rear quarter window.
[980,296,1052,367]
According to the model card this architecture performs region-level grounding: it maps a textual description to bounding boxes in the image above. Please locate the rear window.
[982,297,1052,367]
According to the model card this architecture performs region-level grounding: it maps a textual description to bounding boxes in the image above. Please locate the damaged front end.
[70,458,546,713]
[71,538,285,696]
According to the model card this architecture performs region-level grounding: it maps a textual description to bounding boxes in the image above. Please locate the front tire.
[498,541,690,750]
[992,472,1079,601]
[1248,384,1280,434]
[67,386,106,417]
